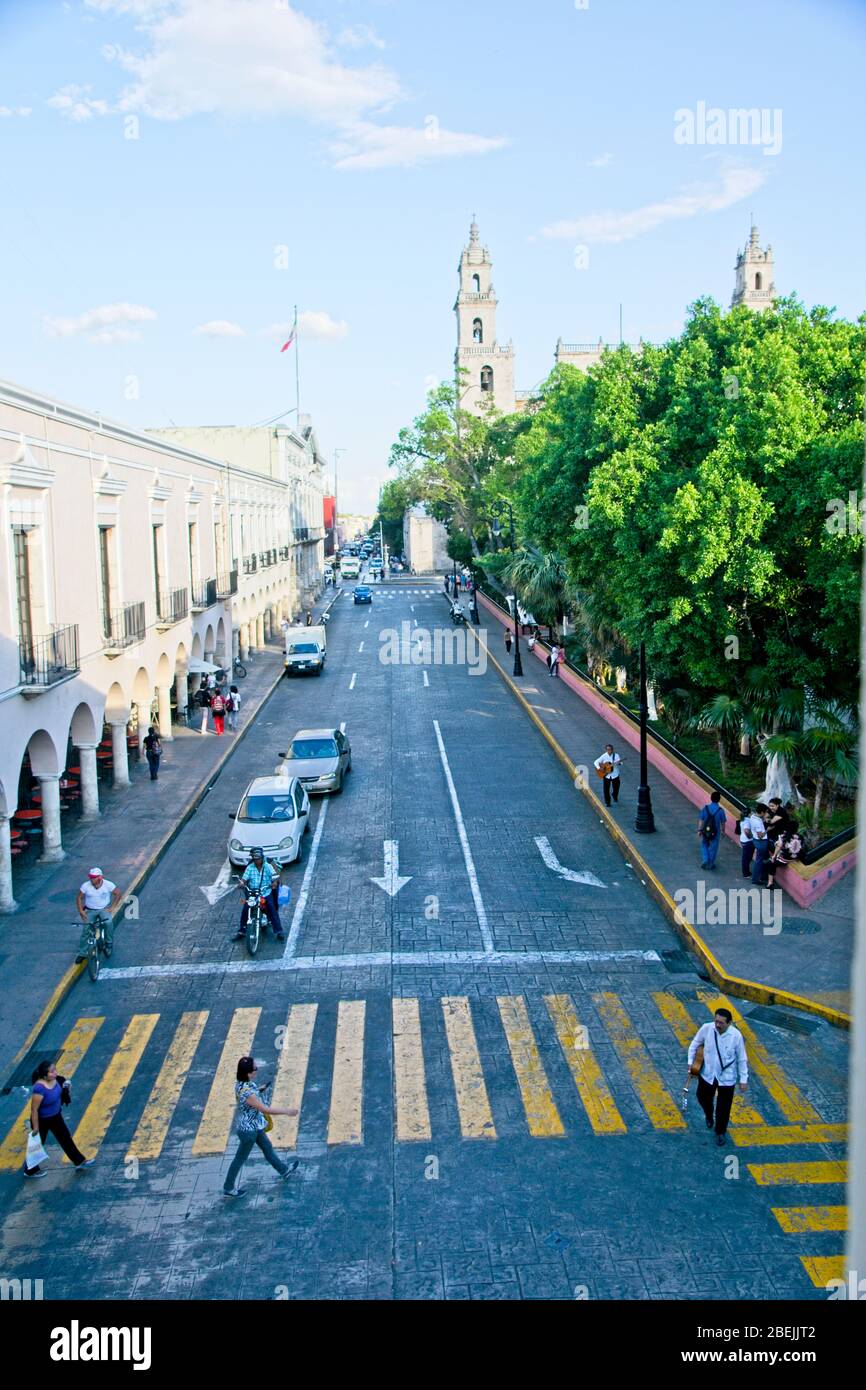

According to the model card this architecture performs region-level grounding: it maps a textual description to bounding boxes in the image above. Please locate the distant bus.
[341,556,360,579]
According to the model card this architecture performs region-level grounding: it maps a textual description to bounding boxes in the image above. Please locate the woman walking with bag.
[210,689,226,736]
[226,685,241,732]
[23,1060,94,1177]
[223,1056,299,1199]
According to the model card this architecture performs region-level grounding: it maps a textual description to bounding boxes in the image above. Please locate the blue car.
[353,586,373,604]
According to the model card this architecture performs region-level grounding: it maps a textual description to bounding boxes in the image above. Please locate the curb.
[472,626,851,1032]
[4,640,302,1086]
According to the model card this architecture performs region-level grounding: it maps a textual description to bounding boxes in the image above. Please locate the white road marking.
[364,620,369,629]
[370,840,412,897]
[358,641,364,653]
[284,796,329,957]
[410,605,414,612]
[432,718,493,954]
[413,618,418,627]
[199,856,235,906]
[423,670,429,688]
[349,672,357,690]
[534,836,606,888]
[340,721,346,733]
[104,948,661,981]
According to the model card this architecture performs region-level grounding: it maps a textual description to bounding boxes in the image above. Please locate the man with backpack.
[697,789,727,870]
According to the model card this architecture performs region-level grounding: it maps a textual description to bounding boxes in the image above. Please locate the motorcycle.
[450,605,467,626]
[242,889,269,957]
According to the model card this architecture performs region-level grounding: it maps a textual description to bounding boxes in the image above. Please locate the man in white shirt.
[686,1008,749,1145]
[739,805,768,879]
[594,744,623,806]
[75,867,123,962]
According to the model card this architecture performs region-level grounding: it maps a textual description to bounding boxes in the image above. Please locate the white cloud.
[193,319,245,337]
[47,84,111,122]
[542,166,767,243]
[0,106,32,118]
[336,24,386,51]
[330,120,509,171]
[588,151,613,168]
[262,311,348,341]
[43,302,157,342]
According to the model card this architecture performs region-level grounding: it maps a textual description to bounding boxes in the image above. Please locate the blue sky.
[1,0,864,511]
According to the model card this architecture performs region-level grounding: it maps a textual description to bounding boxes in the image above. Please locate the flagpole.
[294,305,300,419]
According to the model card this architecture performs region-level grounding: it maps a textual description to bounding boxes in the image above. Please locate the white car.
[228,775,311,867]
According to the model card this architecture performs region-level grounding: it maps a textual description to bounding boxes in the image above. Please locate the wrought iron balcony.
[259,548,277,568]
[156,586,188,626]
[243,555,257,575]
[278,546,290,561]
[19,624,80,691]
[217,569,238,598]
[103,600,145,649]
[191,578,218,610]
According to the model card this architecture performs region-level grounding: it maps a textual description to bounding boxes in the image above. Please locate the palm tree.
[692,693,744,780]
[498,547,571,641]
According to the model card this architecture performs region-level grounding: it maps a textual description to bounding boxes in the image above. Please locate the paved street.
[0,583,850,1300]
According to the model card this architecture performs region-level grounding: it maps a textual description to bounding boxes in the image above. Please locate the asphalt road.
[0,578,850,1300]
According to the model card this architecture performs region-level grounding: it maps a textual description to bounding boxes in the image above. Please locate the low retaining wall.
[476,590,856,908]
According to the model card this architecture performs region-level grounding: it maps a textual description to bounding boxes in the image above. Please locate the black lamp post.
[634,641,656,833]
[470,562,480,625]
[490,503,523,678]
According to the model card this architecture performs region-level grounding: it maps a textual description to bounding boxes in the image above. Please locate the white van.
[284,624,327,676]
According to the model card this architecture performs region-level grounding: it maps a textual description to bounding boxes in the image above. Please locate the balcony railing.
[295,527,309,542]
[19,624,80,689]
[259,548,277,569]
[156,586,188,626]
[243,555,257,575]
[191,578,218,610]
[104,600,145,649]
[217,569,238,598]
[278,546,290,561]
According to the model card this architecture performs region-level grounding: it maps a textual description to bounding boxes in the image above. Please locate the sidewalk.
[0,638,290,1083]
[474,608,854,1024]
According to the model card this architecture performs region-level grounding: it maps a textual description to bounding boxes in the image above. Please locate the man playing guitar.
[594,744,623,806]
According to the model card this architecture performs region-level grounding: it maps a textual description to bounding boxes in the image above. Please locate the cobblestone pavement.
[0,585,849,1300]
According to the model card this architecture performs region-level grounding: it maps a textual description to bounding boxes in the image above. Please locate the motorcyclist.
[233,848,284,942]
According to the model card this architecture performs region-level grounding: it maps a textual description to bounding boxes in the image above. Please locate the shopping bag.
[277,885,291,906]
[26,1131,48,1168]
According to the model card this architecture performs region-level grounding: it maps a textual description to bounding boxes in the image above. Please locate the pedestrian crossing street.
[0,988,845,1290]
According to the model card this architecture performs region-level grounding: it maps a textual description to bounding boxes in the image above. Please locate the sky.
[0,0,864,512]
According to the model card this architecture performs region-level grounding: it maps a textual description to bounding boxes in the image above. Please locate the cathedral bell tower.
[454,219,515,415]
[732,223,776,312]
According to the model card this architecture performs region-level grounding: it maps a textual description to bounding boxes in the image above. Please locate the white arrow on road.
[535,836,606,888]
[370,840,412,897]
[199,855,236,905]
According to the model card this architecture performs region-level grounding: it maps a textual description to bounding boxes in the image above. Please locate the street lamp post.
[470,561,480,625]
[634,641,656,833]
[491,503,523,678]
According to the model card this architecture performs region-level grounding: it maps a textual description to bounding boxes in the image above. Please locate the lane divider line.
[284,796,329,959]
[350,672,357,690]
[433,718,493,953]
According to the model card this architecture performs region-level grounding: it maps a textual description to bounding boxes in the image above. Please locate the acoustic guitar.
[595,760,614,779]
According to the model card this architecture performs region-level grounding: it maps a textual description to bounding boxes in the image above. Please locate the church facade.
[454,220,777,416]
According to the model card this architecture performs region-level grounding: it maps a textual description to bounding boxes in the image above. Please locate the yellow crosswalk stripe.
[772,1206,848,1233]
[442,997,496,1139]
[269,1004,318,1150]
[800,1254,846,1288]
[594,992,686,1130]
[731,1123,848,1148]
[748,1160,847,1186]
[126,1012,209,1162]
[69,1014,159,1161]
[192,1007,260,1156]
[652,992,765,1125]
[0,1016,104,1170]
[545,994,626,1134]
[392,998,431,1141]
[697,992,821,1124]
[497,996,564,1138]
[327,1000,365,1145]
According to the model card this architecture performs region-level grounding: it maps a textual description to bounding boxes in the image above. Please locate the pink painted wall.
[476,591,855,907]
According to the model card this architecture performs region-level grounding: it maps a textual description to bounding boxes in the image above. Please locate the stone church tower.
[732,224,776,312]
[454,219,515,415]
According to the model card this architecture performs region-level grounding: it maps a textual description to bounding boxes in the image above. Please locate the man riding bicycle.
[75,868,123,963]
[233,848,284,943]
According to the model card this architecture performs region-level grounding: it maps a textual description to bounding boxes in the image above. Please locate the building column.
[134,703,150,759]
[256,613,265,648]
[109,717,131,787]
[76,743,100,821]
[175,672,189,722]
[232,627,240,660]
[239,624,249,661]
[37,775,65,864]
[157,684,173,741]
[0,816,18,914]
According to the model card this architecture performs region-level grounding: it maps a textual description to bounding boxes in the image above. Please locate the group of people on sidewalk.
[737,799,802,888]
[194,675,242,736]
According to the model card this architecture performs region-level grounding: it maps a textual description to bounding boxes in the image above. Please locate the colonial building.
[403,504,450,574]
[454,219,516,415]
[0,380,317,911]
[731,223,776,312]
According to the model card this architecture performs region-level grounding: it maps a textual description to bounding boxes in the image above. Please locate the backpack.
[701,807,719,841]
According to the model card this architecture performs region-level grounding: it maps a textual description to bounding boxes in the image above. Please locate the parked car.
[227,775,310,867]
[278,727,352,794]
[353,585,373,604]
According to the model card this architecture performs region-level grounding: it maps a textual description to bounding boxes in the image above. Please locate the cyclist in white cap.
[75,868,123,963]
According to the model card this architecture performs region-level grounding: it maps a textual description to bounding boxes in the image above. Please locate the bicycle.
[232,656,247,680]
[83,912,113,982]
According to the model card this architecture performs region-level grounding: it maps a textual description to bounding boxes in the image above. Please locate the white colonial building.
[403,504,449,574]
[0,381,324,911]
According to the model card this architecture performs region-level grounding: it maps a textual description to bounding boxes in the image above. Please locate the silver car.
[278,727,352,794]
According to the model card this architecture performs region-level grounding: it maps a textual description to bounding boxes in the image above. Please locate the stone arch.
[132,666,152,705]
[104,681,129,720]
[0,776,9,819]
[216,617,226,651]
[174,640,188,676]
[69,700,100,746]
[24,728,62,778]
[191,632,203,661]
[204,623,215,655]
[155,652,172,686]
